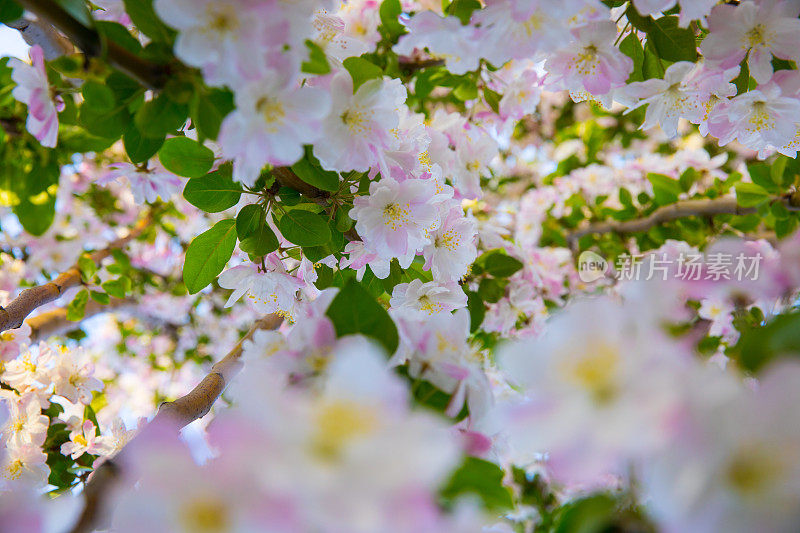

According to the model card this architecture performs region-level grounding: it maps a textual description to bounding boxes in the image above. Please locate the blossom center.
[206,6,238,33]
[382,202,410,230]
[5,459,23,480]
[745,24,768,48]
[522,12,544,37]
[256,97,286,125]
[74,435,88,447]
[340,109,370,135]
[181,497,230,533]
[748,101,774,132]
[418,295,443,314]
[435,229,460,251]
[313,400,377,460]
[725,448,780,497]
[575,45,599,76]
[560,342,621,404]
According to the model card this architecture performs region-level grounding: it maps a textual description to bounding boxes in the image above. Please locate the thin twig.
[0,214,152,334]
[566,196,798,244]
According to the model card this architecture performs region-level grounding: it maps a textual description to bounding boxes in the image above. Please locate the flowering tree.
[4,0,800,531]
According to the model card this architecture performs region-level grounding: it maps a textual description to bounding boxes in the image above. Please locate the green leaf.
[135,93,188,138]
[647,173,682,206]
[66,289,89,322]
[646,16,697,62]
[96,21,142,54]
[619,33,644,82]
[278,210,332,246]
[467,291,485,333]
[56,0,93,27]
[326,280,399,354]
[447,0,481,25]
[642,42,664,80]
[479,278,505,303]
[0,0,23,24]
[343,57,383,91]
[748,162,780,193]
[123,124,164,164]
[122,0,176,43]
[554,494,620,533]
[77,255,97,282]
[236,204,264,239]
[453,79,478,101]
[771,156,788,185]
[335,206,354,232]
[81,81,115,113]
[183,166,242,212]
[13,192,56,236]
[477,250,523,278]
[301,40,331,75]
[101,276,132,299]
[379,0,405,38]
[183,219,237,294]
[735,182,770,208]
[441,457,514,511]
[190,88,235,140]
[78,104,130,139]
[734,54,752,95]
[90,291,110,305]
[291,156,340,192]
[240,225,279,257]
[158,137,215,178]
[483,87,502,113]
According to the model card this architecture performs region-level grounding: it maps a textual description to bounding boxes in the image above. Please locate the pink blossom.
[389,280,467,318]
[60,420,115,459]
[313,71,407,175]
[218,257,305,320]
[9,45,62,147]
[545,21,633,97]
[422,208,478,282]
[701,0,800,84]
[351,177,447,267]
[102,163,183,204]
[220,75,331,186]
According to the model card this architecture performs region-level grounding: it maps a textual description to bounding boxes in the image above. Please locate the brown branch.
[68,314,283,533]
[6,17,73,59]
[26,297,136,341]
[14,0,170,89]
[0,214,152,334]
[398,56,446,73]
[566,196,798,243]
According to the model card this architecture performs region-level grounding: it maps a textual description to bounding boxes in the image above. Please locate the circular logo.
[577,251,608,283]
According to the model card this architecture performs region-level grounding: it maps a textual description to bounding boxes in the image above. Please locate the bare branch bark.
[5,17,73,59]
[14,0,170,89]
[68,314,283,533]
[566,197,798,243]
[26,297,136,341]
[0,214,152,334]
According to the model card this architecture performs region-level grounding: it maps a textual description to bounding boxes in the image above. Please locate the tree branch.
[5,17,73,59]
[68,313,283,533]
[14,0,170,89]
[26,297,136,341]
[0,214,152,334]
[566,196,798,244]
